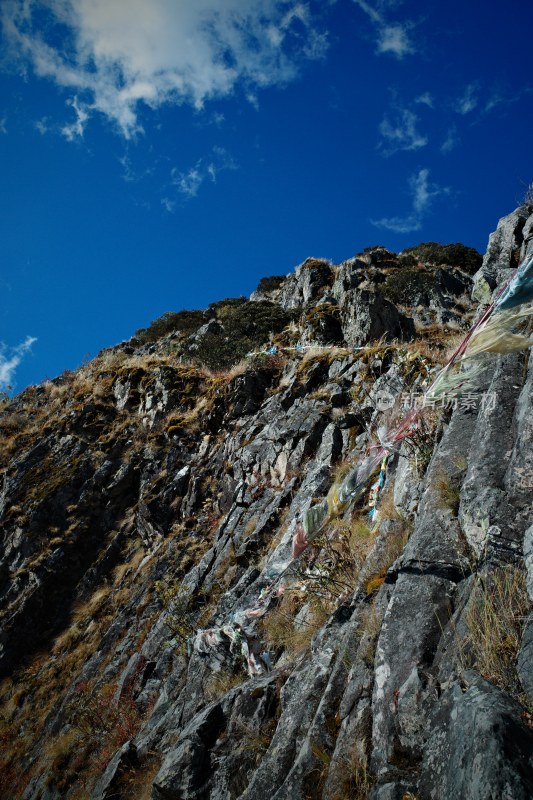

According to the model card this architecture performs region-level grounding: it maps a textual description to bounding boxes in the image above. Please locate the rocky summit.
[1,208,533,800]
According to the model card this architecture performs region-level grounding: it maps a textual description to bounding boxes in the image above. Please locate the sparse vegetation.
[436,472,461,515]
[329,744,374,800]
[522,182,533,205]
[256,275,286,293]
[400,242,482,274]
[155,580,195,652]
[134,309,206,344]
[184,299,297,369]
[205,669,246,701]
[463,566,531,701]
[262,515,378,658]
[381,267,437,306]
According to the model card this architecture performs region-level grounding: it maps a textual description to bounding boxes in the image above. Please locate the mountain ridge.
[1,208,533,800]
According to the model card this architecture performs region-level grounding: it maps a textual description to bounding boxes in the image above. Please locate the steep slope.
[0,221,532,800]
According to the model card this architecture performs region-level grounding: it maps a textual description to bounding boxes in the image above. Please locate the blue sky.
[1,0,532,393]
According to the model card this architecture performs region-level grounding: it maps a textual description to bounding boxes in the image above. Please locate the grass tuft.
[463,566,531,701]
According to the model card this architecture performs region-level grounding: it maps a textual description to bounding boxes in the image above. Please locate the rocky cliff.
[1,210,533,800]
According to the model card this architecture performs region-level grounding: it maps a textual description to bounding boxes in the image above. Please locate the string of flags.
[187,251,533,675]
[245,343,373,358]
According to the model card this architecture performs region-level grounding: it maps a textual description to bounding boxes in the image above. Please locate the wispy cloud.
[118,152,155,184]
[484,85,532,114]
[440,124,459,154]
[0,116,7,134]
[371,168,449,233]
[170,146,237,201]
[378,106,427,155]
[1,0,328,139]
[34,117,49,135]
[415,92,433,108]
[453,82,479,115]
[0,336,37,390]
[353,0,416,58]
[61,96,89,141]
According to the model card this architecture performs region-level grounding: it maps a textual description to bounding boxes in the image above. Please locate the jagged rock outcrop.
[0,222,532,800]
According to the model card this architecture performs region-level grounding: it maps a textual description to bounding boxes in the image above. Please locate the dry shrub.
[329,745,374,800]
[358,603,384,667]
[72,585,112,625]
[236,719,277,758]
[464,566,531,699]
[206,359,248,382]
[261,589,329,657]
[110,754,162,800]
[52,624,83,655]
[299,345,352,367]
[435,473,461,515]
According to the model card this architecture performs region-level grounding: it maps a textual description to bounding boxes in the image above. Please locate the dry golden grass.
[374,485,403,523]
[329,746,374,800]
[51,624,83,655]
[260,582,332,658]
[206,359,248,382]
[235,719,277,758]
[299,345,352,366]
[111,754,162,800]
[435,472,461,515]
[463,566,531,700]
[358,603,384,667]
[72,586,112,625]
[204,670,246,701]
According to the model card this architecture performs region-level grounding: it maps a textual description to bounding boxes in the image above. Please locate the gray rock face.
[473,204,532,300]
[419,673,533,800]
[2,207,533,800]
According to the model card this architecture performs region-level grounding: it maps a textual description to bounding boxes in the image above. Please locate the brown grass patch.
[463,566,531,701]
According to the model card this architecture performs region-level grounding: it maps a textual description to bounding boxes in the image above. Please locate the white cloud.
[454,82,479,115]
[415,92,433,108]
[35,117,49,134]
[353,0,416,59]
[0,116,7,134]
[484,85,532,114]
[379,107,427,155]
[0,336,37,390]
[376,23,414,57]
[1,0,328,138]
[118,152,155,183]
[171,146,237,200]
[440,125,459,154]
[161,197,176,213]
[371,168,449,233]
[61,96,89,140]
